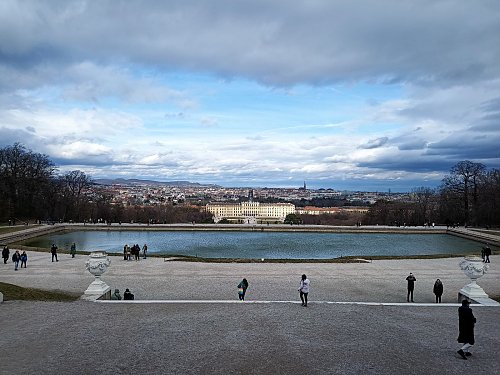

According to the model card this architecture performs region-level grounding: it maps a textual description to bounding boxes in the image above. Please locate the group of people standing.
[2,247,28,271]
[405,273,445,303]
[481,244,492,263]
[3,246,28,270]
[237,273,476,360]
[3,242,78,269]
[123,243,148,261]
[50,243,77,261]
[407,272,478,359]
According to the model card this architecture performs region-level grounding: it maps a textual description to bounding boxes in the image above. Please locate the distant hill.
[94,178,219,187]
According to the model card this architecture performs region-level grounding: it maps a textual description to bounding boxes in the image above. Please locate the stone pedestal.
[458,256,489,301]
[84,251,111,298]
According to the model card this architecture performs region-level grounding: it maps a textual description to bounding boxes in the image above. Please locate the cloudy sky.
[1,1,499,191]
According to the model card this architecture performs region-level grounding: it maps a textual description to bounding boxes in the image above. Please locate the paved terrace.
[1,250,499,374]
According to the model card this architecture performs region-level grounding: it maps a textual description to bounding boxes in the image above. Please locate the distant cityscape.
[89,178,417,223]
[92,178,413,206]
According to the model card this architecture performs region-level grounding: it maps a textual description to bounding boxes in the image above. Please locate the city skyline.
[1,1,499,192]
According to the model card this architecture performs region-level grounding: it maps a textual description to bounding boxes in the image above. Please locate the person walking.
[483,244,491,263]
[298,274,310,307]
[142,244,148,259]
[12,250,21,271]
[2,245,9,264]
[50,243,58,262]
[237,278,249,301]
[20,251,28,268]
[406,272,416,302]
[70,243,76,258]
[433,279,443,303]
[457,300,476,359]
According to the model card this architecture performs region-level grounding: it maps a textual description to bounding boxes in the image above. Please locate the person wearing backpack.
[12,250,21,271]
[237,278,249,301]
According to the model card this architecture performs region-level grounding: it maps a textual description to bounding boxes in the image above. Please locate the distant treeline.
[1,143,499,226]
[0,143,212,224]
[363,161,500,227]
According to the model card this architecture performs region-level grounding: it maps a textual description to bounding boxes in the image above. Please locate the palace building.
[206,201,296,224]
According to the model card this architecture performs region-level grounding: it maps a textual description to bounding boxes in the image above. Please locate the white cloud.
[1,1,500,189]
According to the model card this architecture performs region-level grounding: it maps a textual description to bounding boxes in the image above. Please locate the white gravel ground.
[1,251,499,374]
[1,251,499,303]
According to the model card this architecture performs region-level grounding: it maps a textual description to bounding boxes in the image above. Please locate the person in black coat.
[237,278,249,301]
[433,279,443,303]
[123,288,134,300]
[12,250,21,271]
[483,244,491,263]
[2,246,9,264]
[406,272,416,302]
[51,243,58,262]
[457,299,476,359]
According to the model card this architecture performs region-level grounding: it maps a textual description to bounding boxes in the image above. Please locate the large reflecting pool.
[21,230,482,259]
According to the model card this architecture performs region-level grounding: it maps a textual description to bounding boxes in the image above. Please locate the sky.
[1,1,500,192]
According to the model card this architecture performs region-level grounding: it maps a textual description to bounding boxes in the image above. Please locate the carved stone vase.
[459,255,489,299]
[84,251,111,297]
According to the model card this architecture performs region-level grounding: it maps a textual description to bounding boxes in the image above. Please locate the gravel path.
[1,251,499,374]
[1,252,499,303]
[1,301,499,375]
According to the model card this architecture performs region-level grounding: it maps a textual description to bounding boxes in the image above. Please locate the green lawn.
[0,225,41,235]
[0,282,80,302]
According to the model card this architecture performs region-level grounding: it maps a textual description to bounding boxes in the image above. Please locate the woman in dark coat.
[2,246,9,264]
[433,279,443,303]
[237,278,249,301]
[457,300,476,359]
[123,288,134,300]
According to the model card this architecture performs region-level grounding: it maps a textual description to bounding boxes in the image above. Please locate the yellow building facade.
[206,202,295,223]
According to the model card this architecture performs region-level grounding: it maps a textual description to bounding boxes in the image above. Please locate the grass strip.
[0,282,80,302]
[146,253,474,263]
[0,225,41,235]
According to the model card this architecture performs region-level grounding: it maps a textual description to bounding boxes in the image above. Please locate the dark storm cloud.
[0,126,40,149]
[51,156,118,167]
[397,140,428,151]
[356,156,455,174]
[427,134,500,161]
[470,97,500,131]
[1,0,500,88]
[358,137,388,149]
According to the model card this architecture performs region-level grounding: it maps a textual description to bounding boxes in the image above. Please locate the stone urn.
[459,255,489,299]
[84,251,111,297]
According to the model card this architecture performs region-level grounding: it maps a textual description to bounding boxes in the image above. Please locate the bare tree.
[442,160,486,225]
[0,143,55,221]
[410,187,437,225]
[60,170,93,221]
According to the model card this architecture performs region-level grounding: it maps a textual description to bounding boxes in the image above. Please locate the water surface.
[22,230,482,259]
